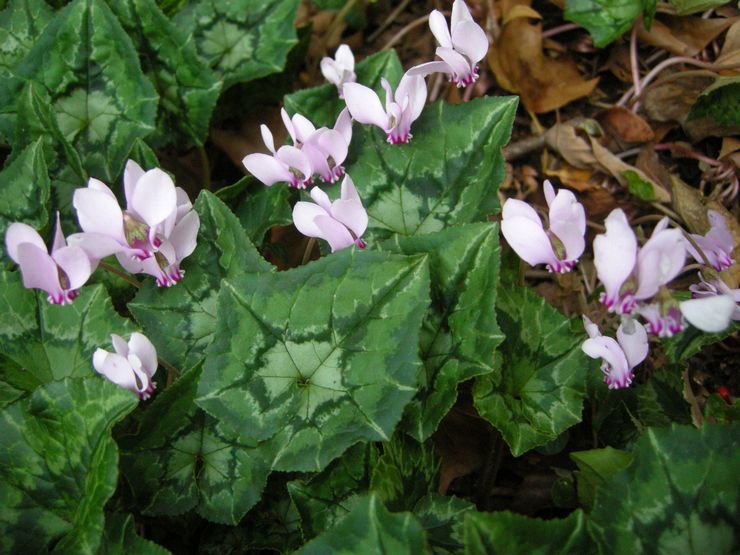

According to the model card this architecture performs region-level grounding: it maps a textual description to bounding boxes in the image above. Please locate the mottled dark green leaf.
[382,223,503,440]
[0,272,134,392]
[0,139,50,257]
[0,0,53,140]
[283,49,404,129]
[129,191,272,371]
[295,494,429,555]
[231,176,293,242]
[100,513,170,555]
[120,365,274,524]
[288,442,375,540]
[570,447,632,510]
[110,0,221,146]
[0,0,158,182]
[463,510,591,554]
[664,320,739,364]
[0,378,138,554]
[414,494,474,555]
[565,0,656,47]
[345,96,517,243]
[197,249,430,472]
[174,0,300,89]
[667,0,729,14]
[473,285,593,456]
[704,394,740,424]
[688,77,740,133]
[589,423,739,554]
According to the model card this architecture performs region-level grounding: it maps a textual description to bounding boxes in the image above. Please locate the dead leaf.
[598,106,655,143]
[544,164,617,218]
[590,137,671,202]
[719,137,740,167]
[641,74,715,124]
[502,4,541,24]
[543,120,602,168]
[488,17,599,113]
[635,145,674,192]
[605,44,634,83]
[638,15,738,57]
[716,20,740,71]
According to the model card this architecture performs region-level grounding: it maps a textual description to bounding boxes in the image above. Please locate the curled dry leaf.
[598,106,655,144]
[543,119,602,169]
[488,12,599,113]
[716,20,740,70]
[637,14,738,57]
[719,137,740,168]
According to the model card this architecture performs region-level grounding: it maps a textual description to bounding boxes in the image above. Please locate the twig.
[541,22,581,39]
[629,25,642,99]
[301,237,317,265]
[682,368,704,428]
[502,135,546,161]
[159,357,180,388]
[322,0,359,51]
[650,202,682,222]
[368,0,413,43]
[382,13,435,51]
[99,261,142,289]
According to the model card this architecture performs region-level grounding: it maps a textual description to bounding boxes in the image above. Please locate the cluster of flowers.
[243,0,488,252]
[5,161,200,399]
[502,180,738,389]
[5,160,200,302]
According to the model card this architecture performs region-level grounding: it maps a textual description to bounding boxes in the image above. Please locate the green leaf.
[704,394,740,424]
[570,447,632,510]
[231,176,293,242]
[345,96,517,242]
[120,365,274,524]
[0,0,53,140]
[473,284,593,456]
[414,494,474,554]
[0,378,138,554]
[174,0,300,89]
[565,0,657,47]
[623,169,656,201]
[463,509,591,554]
[294,494,429,555]
[0,0,158,182]
[288,442,376,540]
[197,249,430,472]
[688,76,740,131]
[668,0,733,16]
[129,191,272,371]
[589,423,740,554]
[382,223,503,441]
[100,513,170,555]
[663,321,739,364]
[109,0,221,146]
[0,138,50,258]
[283,49,404,128]
[0,272,134,392]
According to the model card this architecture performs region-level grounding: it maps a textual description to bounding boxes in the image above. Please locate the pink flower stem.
[99,260,142,289]
[541,22,581,39]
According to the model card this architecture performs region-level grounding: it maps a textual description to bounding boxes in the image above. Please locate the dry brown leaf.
[719,137,740,168]
[635,145,674,192]
[488,17,599,113]
[716,20,740,70]
[502,4,541,24]
[638,15,738,57]
[605,44,633,83]
[589,137,671,202]
[641,74,715,124]
[598,106,655,143]
[545,163,617,218]
[543,120,601,168]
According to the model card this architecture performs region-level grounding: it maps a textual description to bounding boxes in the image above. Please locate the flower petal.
[593,209,637,305]
[616,318,648,369]
[451,0,474,26]
[51,212,67,253]
[260,124,277,153]
[73,187,126,242]
[15,242,62,298]
[501,216,558,268]
[333,107,353,146]
[331,176,368,239]
[243,153,292,186]
[582,315,601,339]
[343,83,389,131]
[680,295,736,333]
[582,335,632,389]
[396,73,427,123]
[66,232,125,261]
[293,201,329,239]
[313,214,355,252]
[309,186,332,212]
[51,245,92,290]
[436,47,472,79]
[451,19,488,63]
[321,57,341,85]
[502,198,542,226]
[635,228,685,299]
[128,332,158,377]
[5,222,47,263]
[131,168,177,227]
[169,210,200,261]
[93,350,141,394]
[429,10,453,47]
[124,160,145,207]
[548,188,586,261]
[406,61,452,78]
[335,44,354,69]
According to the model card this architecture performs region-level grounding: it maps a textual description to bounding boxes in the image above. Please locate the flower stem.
[99,261,142,289]
[159,357,180,387]
[301,237,317,265]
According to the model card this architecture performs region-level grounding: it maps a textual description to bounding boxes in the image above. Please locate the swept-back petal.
[293,201,329,238]
[317,129,348,167]
[451,19,488,63]
[335,44,354,69]
[396,73,427,122]
[334,108,353,145]
[548,188,586,260]
[124,160,145,206]
[321,58,341,85]
[451,0,474,26]
[680,295,736,333]
[407,61,452,78]
[67,232,125,260]
[343,83,389,130]
[502,199,542,226]
[291,113,317,143]
[281,108,297,144]
[582,336,632,389]
[111,334,129,356]
[634,228,685,300]
[260,124,277,153]
[582,315,601,339]
[594,209,637,304]
[243,153,291,186]
[436,47,472,79]
[429,10,453,47]
[128,332,158,377]
[51,213,67,253]
[5,222,47,263]
[131,169,177,227]
[16,243,62,298]
[616,319,648,369]
[73,188,126,242]
[169,210,200,261]
[87,177,116,198]
[501,217,558,268]
[314,214,355,252]
[309,186,333,212]
[93,351,141,393]
[276,146,313,185]
[52,246,92,290]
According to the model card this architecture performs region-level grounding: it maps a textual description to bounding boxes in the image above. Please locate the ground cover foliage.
[0,0,738,553]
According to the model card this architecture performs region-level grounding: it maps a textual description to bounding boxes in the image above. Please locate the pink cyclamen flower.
[582,316,648,390]
[636,301,685,338]
[343,72,427,144]
[243,122,313,189]
[681,276,739,332]
[409,0,488,87]
[320,44,356,96]
[70,160,199,287]
[5,214,92,305]
[292,174,368,252]
[501,180,586,273]
[594,210,685,314]
[685,210,735,271]
[93,332,158,400]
